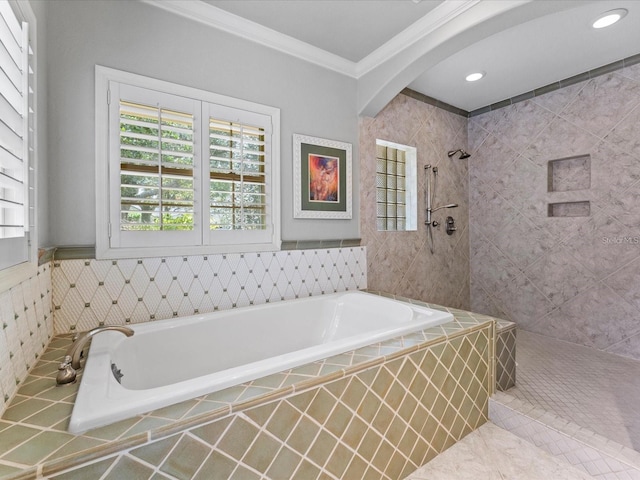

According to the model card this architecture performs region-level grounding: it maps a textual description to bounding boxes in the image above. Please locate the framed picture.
[293,134,352,219]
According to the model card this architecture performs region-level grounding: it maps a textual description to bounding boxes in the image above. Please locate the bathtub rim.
[68,291,456,433]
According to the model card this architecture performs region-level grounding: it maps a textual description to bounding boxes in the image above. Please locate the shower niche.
[547,154,591,217]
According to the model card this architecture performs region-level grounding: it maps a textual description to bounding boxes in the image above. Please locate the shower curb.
[490,392,640,479]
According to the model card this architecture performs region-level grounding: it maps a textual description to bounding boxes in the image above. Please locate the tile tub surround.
[0,296,496,480]
[469,62,640,360]
[52,247,367,334]
[360,93,470,311]
[0,263,54,418]
[495,321,516,392]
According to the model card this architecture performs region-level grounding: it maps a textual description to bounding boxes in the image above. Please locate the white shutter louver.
[208,119,266,231]
[119,100,195,232]
[0,0,28,241]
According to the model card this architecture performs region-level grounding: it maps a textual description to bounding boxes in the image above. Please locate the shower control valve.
[446,216,457,235]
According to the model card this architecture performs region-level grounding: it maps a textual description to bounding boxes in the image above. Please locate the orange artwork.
[308,154,339,202]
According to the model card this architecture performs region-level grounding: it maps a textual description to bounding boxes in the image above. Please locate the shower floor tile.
[511,330,640,452]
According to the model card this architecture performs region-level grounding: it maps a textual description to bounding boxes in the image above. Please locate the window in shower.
[375,140,417,231]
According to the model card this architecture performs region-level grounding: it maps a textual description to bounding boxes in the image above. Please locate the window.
[375,140,417,231]
[0,0,35,274]
[96,67,281,259]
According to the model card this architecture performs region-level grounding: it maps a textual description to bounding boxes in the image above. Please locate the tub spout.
[67,326,134,370]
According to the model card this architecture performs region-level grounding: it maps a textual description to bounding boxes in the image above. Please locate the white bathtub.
[68,291,453,433]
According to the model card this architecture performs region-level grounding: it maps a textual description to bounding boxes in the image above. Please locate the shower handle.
[446,216,457,235]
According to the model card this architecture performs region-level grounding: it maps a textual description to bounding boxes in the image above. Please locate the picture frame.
[293,134,352,219]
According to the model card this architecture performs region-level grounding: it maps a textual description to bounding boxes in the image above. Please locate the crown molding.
[140,0,480,79]
[140,0,358,77]
[355,0,480,77]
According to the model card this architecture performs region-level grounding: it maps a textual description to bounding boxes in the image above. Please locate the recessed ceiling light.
[592,8,628,29]
[465,72,485,82]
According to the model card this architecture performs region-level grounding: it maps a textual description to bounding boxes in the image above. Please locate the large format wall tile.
[469,68,640,360]
[360,93,470,310]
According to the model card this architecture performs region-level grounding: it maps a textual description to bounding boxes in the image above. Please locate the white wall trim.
[355,0,481,77]
[139,0,480,80]
[139,0,358,78]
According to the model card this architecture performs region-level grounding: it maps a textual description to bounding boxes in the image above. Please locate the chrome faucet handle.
[56,355,77,386]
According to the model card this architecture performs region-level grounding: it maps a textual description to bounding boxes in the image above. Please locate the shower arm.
[432,204,458,212]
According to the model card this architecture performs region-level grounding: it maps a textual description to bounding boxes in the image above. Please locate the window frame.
[375,139,417,232]
[0,0,37,288]
[95,66,281,259]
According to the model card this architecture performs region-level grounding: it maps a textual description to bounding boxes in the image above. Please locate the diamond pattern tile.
[511,331,640,450]
[0,285,499,479]
[52,247,367,334]
[491,329,640,480]
[0,263,53,411]
[360,93,470,311]
[47,324,491,480]
[469,69,640,360]
[495,324,516,391]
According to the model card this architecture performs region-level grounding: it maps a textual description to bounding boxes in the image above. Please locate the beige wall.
[360,94,470,309]
[469,65,640,360]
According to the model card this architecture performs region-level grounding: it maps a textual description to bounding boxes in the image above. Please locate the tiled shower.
[469,62,640,361]
[359,93,470,311]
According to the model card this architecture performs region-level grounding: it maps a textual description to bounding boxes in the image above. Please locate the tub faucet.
[67,325,134,370]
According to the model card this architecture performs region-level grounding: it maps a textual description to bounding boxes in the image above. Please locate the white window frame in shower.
[375,139,417,231]
[95,66,281,259]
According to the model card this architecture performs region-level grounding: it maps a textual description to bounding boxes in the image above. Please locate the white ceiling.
[202,0,443,63]
[171,0,640,112]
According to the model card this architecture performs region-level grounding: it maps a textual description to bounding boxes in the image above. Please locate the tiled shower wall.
[469,64,640,360]
[360,93,470,309]
[52,248,367,334]
[0,264,53,414]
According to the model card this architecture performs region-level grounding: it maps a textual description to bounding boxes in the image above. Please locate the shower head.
[448,149,471,159]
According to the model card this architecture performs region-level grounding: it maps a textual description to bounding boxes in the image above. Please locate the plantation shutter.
[204,103,275,246]
[108,82,201,249]
[96,66,280,258]
[0,0,30,270]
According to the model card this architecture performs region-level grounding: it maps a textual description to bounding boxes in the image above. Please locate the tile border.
[403,53,640,118]
[53,240,363,261]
